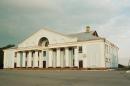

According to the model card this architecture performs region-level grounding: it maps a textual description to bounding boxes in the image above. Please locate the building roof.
[67,31,101,41]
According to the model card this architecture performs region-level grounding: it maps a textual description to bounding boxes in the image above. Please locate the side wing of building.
[3,49,16,68]
[104,39,119,68]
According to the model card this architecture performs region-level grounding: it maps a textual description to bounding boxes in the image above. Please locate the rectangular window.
[79,46,82,53]
[43,51,46,57]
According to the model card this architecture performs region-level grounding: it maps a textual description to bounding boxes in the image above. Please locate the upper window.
[79,46,82,53]
[38,37,49,47]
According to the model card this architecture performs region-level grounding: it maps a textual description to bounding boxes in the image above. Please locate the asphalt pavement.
[0,70,130,86]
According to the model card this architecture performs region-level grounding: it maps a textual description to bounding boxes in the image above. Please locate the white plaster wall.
[105,40,119,68]
[18,29,77,48]
[4,49,15,68]
[111,47,118,68]
[79,41,105,68]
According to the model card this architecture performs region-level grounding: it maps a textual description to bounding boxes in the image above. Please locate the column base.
[64,67,70,68]
[16,67,21,68]
[32,67,39,70]
[56,67,61,68]
[87,67,107,70]
[26,67,32,68]
[73,66,78,68]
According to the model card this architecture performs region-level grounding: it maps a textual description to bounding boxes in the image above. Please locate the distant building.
[3,27,119,69]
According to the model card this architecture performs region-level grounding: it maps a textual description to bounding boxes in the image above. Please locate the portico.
[15,46,79,68]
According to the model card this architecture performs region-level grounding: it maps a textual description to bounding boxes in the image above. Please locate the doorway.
[14,63,17,68]
[79,60,83,68]
[43,61,46,68]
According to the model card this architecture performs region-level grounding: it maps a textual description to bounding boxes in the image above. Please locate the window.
[38,37,49,47]
[79,46,82,53]
[43,51,46,57]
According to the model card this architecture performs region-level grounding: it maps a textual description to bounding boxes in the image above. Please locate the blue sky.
[0,0,130,65]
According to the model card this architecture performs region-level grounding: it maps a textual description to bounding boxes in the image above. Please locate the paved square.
[0,70,130,86]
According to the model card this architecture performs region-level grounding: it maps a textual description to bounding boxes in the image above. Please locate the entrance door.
[79,60,83,68]
[14,63,17,68]
[43,61,46,68]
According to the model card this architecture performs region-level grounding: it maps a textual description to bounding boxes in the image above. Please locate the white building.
[3,27,119,69]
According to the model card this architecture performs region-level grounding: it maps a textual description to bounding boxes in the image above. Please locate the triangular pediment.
[18,28,77,48]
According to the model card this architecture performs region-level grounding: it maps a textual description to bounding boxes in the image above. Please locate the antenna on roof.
[86,26,90,32]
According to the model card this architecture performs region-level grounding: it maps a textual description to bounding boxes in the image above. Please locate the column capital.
[65,47,69,49]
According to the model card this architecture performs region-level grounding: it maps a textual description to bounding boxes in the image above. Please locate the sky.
[0,0,130,65]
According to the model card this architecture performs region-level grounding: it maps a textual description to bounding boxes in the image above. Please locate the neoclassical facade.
[3,27,119,69]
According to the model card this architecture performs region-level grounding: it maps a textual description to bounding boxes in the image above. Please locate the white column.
[16,52,20,67]
[48,49,53,67]
[60,50,64,67]
[22,52,26,67]
[39,51,43,68]
[52,51,56,68]
[27,51,32,67]
[56,48,60,67]
[74,47,79,67]
[65,48,69,67]
[34,51,38,67]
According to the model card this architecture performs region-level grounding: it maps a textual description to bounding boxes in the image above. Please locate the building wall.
[4,49,15,68]
[78,40,105,68]
[105,40,118,68]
